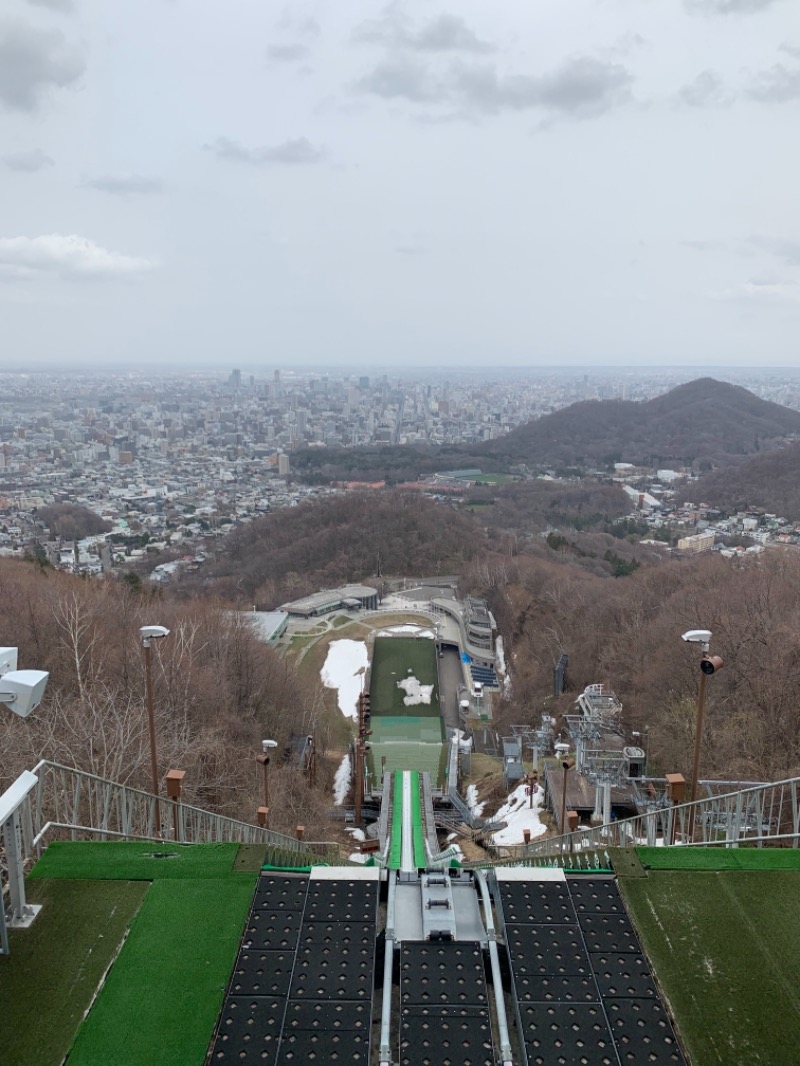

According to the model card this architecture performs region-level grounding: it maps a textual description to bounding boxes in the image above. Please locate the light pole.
[682,629,724,839]
[554,741,574,843]
[140,625,170,830]
[257,739,278,824]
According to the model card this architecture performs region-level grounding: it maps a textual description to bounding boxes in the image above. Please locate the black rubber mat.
[252,875,309,912]
[568,878,628,914]
[590,952,658,999]
[401,942,489,1006]
[302,880,378,922]
[230,948,296,996]
[504,924,592,977]
[289,933,375,1000]
[512,972,598,1003]
[517,1002,617,1066]
[243,909,303,950]
[283,999,371,1032]
[400,1004,495,1066]
[209,995,283,1065]
[498,881,577,925]
[275,1027,371,1063]
[607,998,687,1064]
[576,912,641,953]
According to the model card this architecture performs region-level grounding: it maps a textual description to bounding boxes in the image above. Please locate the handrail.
[25,760,344,862]
[465,774,800,868]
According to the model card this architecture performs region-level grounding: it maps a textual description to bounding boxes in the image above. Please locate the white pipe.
[379,869,397,1066]
[475,870,513,1065]
[400,771,414,872]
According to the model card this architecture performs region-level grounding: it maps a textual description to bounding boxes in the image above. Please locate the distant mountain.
[683,441,800,521]
[480,378,800,470]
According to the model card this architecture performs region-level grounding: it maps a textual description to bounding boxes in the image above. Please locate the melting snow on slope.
[466,783,486,819]
[320,639,369,718]
[333,753,351,805]
[397,675,434,705]
[490,782,547,845]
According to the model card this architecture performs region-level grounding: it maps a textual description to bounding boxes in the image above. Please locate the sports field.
[369,636,440,717]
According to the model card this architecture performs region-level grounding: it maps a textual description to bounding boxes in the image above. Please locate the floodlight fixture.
[262,738,278,753]
[682,629,712,649]
[140,625,170,643]
[0,670,50,718]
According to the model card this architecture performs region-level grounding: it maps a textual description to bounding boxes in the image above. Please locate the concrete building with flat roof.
[281,584,378,618]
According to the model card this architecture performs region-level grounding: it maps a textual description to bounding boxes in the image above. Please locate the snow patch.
[333,754,351,805]
[320,640,369,718]
[397,675,433,705]
[466,783,486,819]
[490,782,547,845]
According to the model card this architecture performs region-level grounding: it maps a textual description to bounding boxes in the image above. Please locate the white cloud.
[354,12,493,54]
[27,0,75,12]
[0,234,156,281]
[2,147,54,172]
[0,18,84,112]
[205,136,324,164]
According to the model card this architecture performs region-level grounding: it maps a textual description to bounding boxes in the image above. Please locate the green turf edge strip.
[65,875,257,1066]
[29,840,244,880]
[411,770,426,869]
[0,879,149,1066]
[636,845,800,871]
[389,772,403,870]
[621,871,800,1066]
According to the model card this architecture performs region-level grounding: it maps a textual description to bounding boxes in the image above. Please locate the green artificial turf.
[30,840,244,880]
[369,636,441,718]
[66,875,257,1066]
[0,878,148,1066]
[622,871,800,1065]
[636,846,800,871]
[232,843,269,872]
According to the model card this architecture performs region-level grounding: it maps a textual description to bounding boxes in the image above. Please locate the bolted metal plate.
[244,910,303,951]
[568,878,628,915]
[276,1027,370,1063]
[498,882,577,925]
[607,998,687,1064]
[290,938,375,1000]
[400,1005,494,1066]
[253,874,309,912]
[505,924,591,977]
[401,942,488,1006]
[208,995,283,1066]
[513,973,599,1003]
[284,999,370,1032]
[518,1002,617,1066]
[231,948,296,996]
[590,952,658,999]
[576,912,641,954]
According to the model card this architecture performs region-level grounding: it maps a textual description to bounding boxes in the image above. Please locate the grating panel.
[577,912,641,953]
[518,1002,617,1066]
[284,999,370,1032]
[208,995,283,1066]
[607,998,687,1064]
[243,909,303,951]
[498,882,577,925]
[253,875,309,912]
[591,953,658,999]
[230,948,296,996]
[276,1028,370,1063]
[400,1005,494,1066]
[568,878,627,915]
[505,924,591,977]
[401,942,488,1006]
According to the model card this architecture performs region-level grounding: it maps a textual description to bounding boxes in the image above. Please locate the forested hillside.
[682,441,800,521]
[0,561,331,836]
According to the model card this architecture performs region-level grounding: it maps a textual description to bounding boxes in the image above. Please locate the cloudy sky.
[0,0,798,370]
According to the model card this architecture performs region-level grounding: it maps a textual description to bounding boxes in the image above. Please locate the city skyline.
[0,0,798,369]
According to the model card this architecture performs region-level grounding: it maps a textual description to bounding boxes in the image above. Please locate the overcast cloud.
[0,0,797,369]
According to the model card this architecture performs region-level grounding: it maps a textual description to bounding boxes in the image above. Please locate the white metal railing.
[467,775,800,868]
[21,760,343,863]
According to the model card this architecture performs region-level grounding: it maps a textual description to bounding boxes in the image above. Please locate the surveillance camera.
[701,654,724,676]
[140,625,170,640]
[0,669,49,718]
[682,629,712,645]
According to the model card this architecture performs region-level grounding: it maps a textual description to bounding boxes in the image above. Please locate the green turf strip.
[389,772,403,869]
[369,637,441,718]
[66,875,256,1066]
[0,879,148,1066]
[30,840,244,880]
[636,846,800,871]
[622,871,800,1065]
[411,770,426,869]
